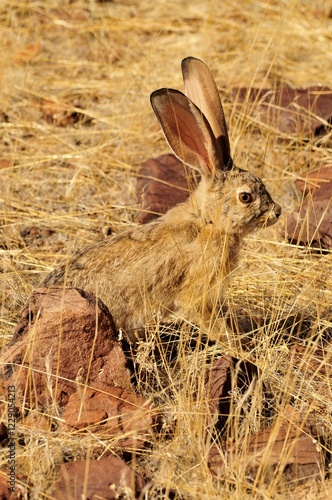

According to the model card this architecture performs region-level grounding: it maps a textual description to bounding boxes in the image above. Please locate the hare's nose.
[274,204,282,218]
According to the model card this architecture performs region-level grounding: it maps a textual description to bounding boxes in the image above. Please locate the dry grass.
[1,0,332,498]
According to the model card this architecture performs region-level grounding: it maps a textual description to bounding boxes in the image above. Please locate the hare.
[43,57,281,342]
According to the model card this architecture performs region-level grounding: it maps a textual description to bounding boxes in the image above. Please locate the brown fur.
[43,58,281,341]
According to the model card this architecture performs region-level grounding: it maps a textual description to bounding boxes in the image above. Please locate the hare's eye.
[239,192,253,204]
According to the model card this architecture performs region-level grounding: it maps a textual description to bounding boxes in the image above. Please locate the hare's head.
[150,57,281,236]
[206,166,281,236]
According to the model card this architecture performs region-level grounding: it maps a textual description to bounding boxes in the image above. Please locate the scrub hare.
[43,57,281,341]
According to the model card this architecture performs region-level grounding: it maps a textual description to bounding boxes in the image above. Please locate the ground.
[0,0,332,498]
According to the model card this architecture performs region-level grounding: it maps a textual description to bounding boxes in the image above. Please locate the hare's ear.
[150,88,223,177]
[181,57,232,169]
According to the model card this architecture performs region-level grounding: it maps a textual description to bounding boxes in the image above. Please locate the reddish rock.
[136,153,199,223]
[51,457,145,499]
[21,413,52,432]
[231,86,332,138]
[294,165,332,196]
[285,165,332,249]
[0,159,13,169]
[285,200,332,249]
[0,472,26,499]
[205,355,231,425]
[209,411,324,483]
[0,288,131,409]
[62,387,156,448]
[0,476,8,500]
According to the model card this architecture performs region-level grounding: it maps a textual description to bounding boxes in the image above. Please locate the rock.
[21,413,52,432]
[205,355,231,426]
[62,387,156,448]
[209,409,324,484]
[285,200,332,249]
[0,472,26,499]
[284,165,332,249]
[51,457,145,499]
[136,153,199,223]
[231,86,332,139]
[0,474,14,499]
[0,288,131,409]
[0,159,13,169]
[294,165,332,196]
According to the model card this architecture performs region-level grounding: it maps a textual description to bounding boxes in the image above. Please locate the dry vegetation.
[1,0,332,498]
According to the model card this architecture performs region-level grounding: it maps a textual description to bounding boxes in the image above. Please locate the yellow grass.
[0,0,332,498]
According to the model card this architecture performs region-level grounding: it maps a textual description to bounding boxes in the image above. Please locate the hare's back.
[41,219,198,334]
